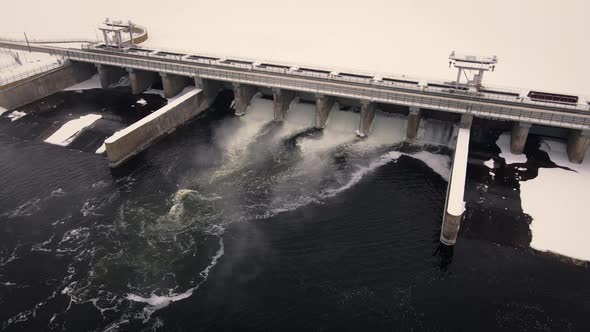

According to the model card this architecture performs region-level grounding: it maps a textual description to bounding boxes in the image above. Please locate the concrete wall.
[104,89,206,167]
[0,62,95,110]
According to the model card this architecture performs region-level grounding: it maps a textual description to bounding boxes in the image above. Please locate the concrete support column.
[127,68,157,94]
[460,114,474,129]
[405,107,421,143]
[356,100,376,137]
[315,94,334,129]
[272,88,295,121]
[194,77,222,109]
[96,64,126,89]
[567,129,590,164]
[441,213,462,246]
[233,83,257,116]
[440,126,471,246]
[160,73,189,98]
[510,122,531,155]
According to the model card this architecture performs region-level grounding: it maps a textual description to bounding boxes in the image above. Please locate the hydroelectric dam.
[1,20,589,248]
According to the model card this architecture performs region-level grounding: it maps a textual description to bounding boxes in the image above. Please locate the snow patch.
[519,138,590,261]
[44,114,102,146]
[7,110,26,121]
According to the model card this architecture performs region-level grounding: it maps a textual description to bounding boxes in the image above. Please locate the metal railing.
[0,59,68,86]
[58,47,590,130]
[80,43,590,112]
[1,39,589,130]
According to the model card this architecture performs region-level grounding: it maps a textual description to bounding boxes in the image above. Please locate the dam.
[1,20,589,248]
[1,10,590,331]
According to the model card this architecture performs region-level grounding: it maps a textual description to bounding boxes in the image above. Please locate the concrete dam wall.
[104,88,205,167]
[0,62,95,110]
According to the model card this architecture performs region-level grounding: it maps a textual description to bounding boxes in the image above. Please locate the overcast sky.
[1,0,588,96]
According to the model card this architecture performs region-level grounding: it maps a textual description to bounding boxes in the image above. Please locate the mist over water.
[1,89,589,331]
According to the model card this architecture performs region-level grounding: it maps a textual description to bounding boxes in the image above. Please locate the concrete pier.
[440,115,472,245]
[160,73,189,98]
[272,88,295,121]
[96,64,126,88]
[105,88,205,167]
[0,62,95,110]
[233,83,257,116]
[127,69,158,94]
[194,77,222,109]
[510,122,531,155]
[356,100,376,137]
[567,129,590,164]
[405,107,421,143]
[315,94,334,129]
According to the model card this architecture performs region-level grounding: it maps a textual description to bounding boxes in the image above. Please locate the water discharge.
[0,91,458,330]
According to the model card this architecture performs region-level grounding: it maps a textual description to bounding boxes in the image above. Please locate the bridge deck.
[1,40,590,130]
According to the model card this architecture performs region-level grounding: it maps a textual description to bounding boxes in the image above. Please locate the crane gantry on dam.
[1,19,589,246]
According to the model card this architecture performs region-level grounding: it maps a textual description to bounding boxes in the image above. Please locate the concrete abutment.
[315,94,335,129]
[0,62,95,110]
[272,88,295,121]
[567,130,590,164]
[233,83,257,116]
[96,64,126,88]
[356,100,376,137]
[440,114,472,246]
[160,73,189,98]
[127,69,158,94]
[405,107,421,143]
[510,122,531,155]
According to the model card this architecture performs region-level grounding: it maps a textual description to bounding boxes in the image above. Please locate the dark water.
[0,88,589,331]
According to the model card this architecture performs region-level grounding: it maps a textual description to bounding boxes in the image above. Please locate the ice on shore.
[495,134,590,261]
[44,114,102,146]
[520,139,590,261]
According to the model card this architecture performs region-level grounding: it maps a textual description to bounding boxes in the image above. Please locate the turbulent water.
[0,88,589,331]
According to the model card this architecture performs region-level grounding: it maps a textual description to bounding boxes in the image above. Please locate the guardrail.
[81,44,590,113]
[0,59,68,86]
[1,40,589,130]
[60,47,590,130]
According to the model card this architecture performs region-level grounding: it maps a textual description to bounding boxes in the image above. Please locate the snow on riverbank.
[495,133,590,261]
[44,114,102,146]
[521,139,590,261]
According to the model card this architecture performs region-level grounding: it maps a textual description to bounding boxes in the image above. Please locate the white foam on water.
[7,110,26,122]
[44,114,102,146]
[484,159,494,168]
[411,151,451,181]
[518,137,590,261]
[322,150,404,198]
[50,188,66,197]
[126,235,225,321]
[2,198,41,218]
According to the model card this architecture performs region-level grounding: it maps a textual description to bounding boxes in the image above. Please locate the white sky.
[1,0,589,96]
